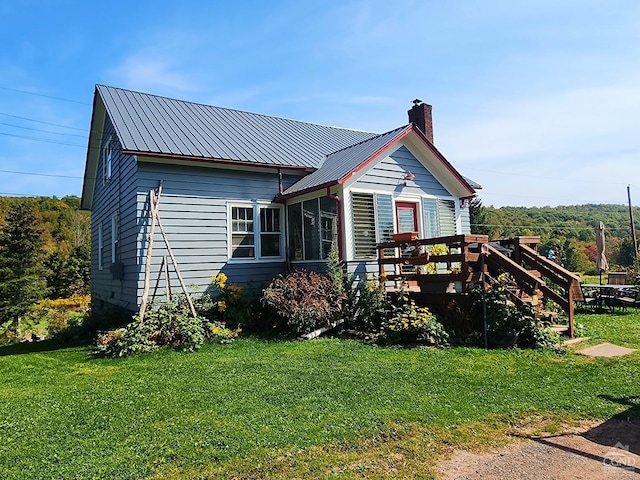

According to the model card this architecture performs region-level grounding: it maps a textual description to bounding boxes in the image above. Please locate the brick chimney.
[408,99,433,144]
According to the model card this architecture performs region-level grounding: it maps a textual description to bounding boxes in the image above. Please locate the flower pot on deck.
[392,232,418,242]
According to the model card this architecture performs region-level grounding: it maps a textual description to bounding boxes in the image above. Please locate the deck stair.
[377,235,578,338]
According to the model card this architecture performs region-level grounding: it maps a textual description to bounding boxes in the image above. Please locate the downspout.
[277,168,283,194]
[327,186,343,261]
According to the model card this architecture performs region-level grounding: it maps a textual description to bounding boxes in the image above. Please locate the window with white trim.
[111,213,118,263]
[352,192,376,259]
[229,204,283,260]
[102,137,113,184]
[97,223,103,270]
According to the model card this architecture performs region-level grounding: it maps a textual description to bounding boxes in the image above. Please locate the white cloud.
[436,80,640,206]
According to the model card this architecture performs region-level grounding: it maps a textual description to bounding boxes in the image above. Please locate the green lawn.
[0,313,638,479]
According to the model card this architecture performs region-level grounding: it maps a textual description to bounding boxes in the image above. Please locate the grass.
[0,313,638,479]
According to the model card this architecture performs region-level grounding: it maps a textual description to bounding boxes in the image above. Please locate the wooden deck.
[377,235,581,337]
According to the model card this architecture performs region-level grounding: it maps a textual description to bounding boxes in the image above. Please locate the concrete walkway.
[578,343,636,358]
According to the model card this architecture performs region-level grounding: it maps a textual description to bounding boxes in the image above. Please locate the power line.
[464,165,631,186]
[0,131,86,148]
[0,85,90,105]
[0,121,87,138]
[0,112,87,131]
[0,169,84,179]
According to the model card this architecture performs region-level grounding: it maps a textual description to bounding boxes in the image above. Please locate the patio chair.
[615,287,640,312]
[579,285,600,311]
[608,272,627,285]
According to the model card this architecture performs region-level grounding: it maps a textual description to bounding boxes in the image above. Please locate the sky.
[0,0,639,208]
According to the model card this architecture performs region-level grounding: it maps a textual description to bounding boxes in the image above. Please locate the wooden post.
[568,287,575,338]
[156,215,198,318]
[164,256,171,302]
[151,256,167,303]
[139,184,162,322]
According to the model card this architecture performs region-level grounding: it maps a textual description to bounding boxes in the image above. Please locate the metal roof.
[96,85,378,169]
[282,125,412,196]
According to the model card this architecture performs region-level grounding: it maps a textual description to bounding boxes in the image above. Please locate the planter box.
[406,253,430,265]
[392,232,418,242]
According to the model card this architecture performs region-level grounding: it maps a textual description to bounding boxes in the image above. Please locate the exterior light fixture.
[402,171,415,186]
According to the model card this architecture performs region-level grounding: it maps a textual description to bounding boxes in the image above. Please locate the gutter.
[327,186,343,261]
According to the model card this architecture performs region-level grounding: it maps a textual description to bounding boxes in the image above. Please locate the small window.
[111,213,118,263]
[287,196,338,261]
[102,138,113,184]
[98,223,103,270]
[352,193,376,259]
[260,207,282,257]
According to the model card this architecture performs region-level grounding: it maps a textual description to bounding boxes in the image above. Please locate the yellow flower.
[212,273,227,289]
[217,300,226,312]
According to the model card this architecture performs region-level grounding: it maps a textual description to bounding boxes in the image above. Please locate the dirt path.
[438,420,640,479]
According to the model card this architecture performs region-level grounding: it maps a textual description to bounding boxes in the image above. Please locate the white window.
[111,213,118,263]
[98,223,103,270]
[102,138,113,184]
[229,204,283,260]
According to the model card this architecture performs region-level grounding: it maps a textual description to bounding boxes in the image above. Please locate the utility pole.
[628,185,638,269]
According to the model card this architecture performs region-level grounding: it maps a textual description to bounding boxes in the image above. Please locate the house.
[81,86,478,312]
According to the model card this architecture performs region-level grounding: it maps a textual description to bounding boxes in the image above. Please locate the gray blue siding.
[353,146,450,196]
[90,116,139,311]
[134,163,288,304]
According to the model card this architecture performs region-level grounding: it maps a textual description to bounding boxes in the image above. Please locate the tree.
[469,198,492,237]
[0,203,47,338]
[616,237,637,268]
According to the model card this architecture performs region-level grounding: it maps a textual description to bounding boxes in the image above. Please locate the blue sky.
[1,0,638,207]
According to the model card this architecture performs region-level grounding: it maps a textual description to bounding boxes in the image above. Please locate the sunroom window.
[288,197,337,261]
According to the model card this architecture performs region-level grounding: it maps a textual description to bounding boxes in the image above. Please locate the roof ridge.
[324,124,411,157]
[96,84,379,135]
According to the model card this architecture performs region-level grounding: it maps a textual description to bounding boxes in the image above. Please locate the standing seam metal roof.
[97,85,378,169]
[281,125,412,196]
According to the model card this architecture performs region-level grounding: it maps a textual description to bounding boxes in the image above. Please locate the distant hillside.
[0,196,90,254]
[472,202,639,273]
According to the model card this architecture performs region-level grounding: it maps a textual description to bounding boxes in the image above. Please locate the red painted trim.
[395,201,419,233]
[408,124,476,196]
[278,180,339,200]
[127,151,308,171]
[335,124,476,197]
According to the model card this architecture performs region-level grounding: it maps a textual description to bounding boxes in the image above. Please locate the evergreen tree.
[469,198,492,236]
[0,203,47,336]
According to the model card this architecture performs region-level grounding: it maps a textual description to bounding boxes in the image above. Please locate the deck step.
[550,324,570,335]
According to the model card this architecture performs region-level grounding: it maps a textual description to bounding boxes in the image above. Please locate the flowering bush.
[380,296,449,345]
[351,274,388,330]
[261,270,345,334]
[197,273,253,328]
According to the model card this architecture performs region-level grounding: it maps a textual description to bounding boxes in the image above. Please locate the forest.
[470,199,640,273]
[0,196,90,343]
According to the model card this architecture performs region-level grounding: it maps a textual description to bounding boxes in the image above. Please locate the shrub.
[261,270,344,334]
[351,274,388,331]
[95,295,239,358]
[472,274,564,351]
[380,293,449,345]
[198,273,254,329]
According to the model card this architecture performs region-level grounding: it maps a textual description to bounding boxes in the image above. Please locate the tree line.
[0,196,90,339]
[470,199,640,273]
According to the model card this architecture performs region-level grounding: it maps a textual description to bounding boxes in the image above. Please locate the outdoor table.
[581,284,637,312]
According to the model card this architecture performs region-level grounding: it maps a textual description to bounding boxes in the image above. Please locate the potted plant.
[392,231,418,242]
